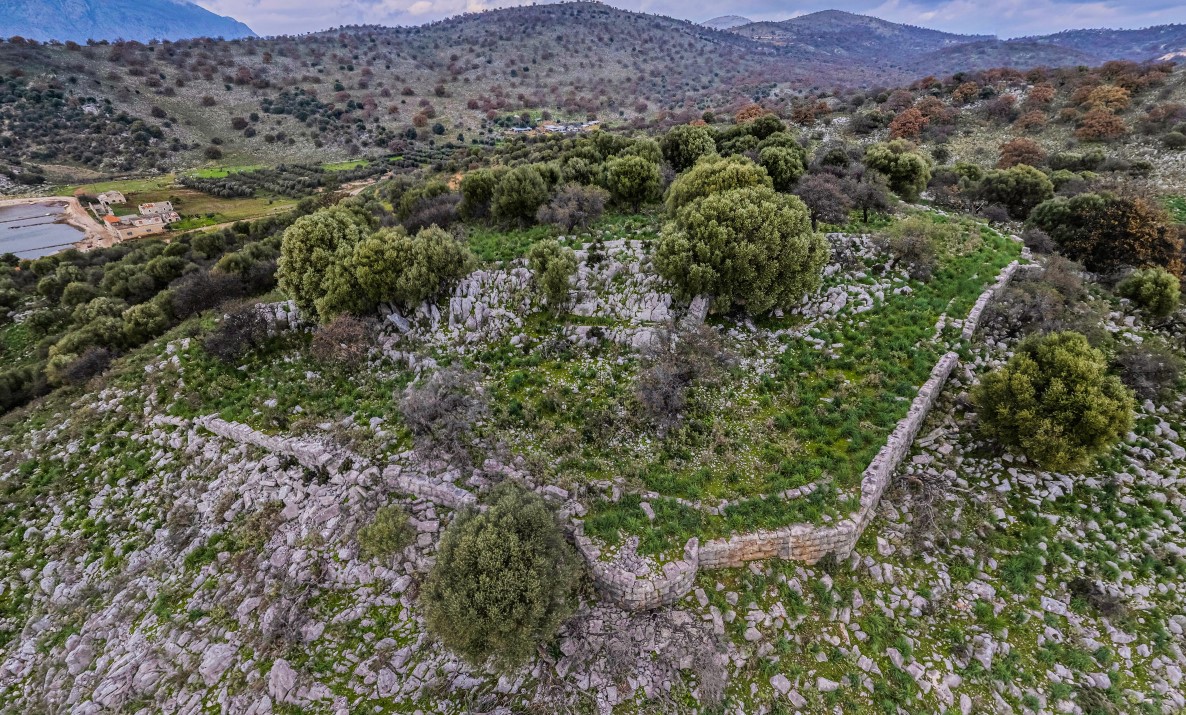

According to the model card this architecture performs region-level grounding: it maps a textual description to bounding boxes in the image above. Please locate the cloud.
[193,0,1186,38]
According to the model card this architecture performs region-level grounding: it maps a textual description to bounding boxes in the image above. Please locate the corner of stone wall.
[574,259,1023,609]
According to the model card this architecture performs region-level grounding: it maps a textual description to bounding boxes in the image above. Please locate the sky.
[193,0,1186,39]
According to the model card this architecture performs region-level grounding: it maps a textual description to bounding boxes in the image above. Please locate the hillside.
[1,0,257,43]
[731,10,995,61]
[1016,24,1186,63]
[701,15,752,30]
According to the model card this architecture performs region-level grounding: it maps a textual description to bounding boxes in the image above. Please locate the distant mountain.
[1014,25,1186,63]
[3,0,257,43]
[726,10,1186,72]
[730,10,994,62]
[701,15,752,31]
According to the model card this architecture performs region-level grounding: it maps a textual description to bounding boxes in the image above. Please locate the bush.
[459,168,500,220]
[1114,342,1183,401]
[277,207,373,318]
[1116,267,1180,318]
[357,504,415,562]
[1029,193,1183,276]
[55,346,112,386]
[1021,227,1056,254]
[310,314,370,368]
[536,183,608,231]
[400,366,486,466]
[985,257,1087,337]
[492,165,549,225]
[977,165,1054,220]
[973,331,1133,471]
[660,124,716,172]
[605,155,661,212]
[526,239,577,312]
[758,145,807,192]
[204,304,269,362]
[664,154,771,215]
[421,484,581,671]
[345,226,474,316]
[1164,132,1186,150]
[654,186,827,315]
[885,231,937,282]
[635,323,733,431]
[171,270,246,318]
[863,140,931,202]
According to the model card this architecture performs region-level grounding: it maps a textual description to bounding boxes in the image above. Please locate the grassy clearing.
[1166,195,1186,223]
[323,159,371,171]
[56,176,298,227]
[189,165,264,179]
[579,214,1020,554]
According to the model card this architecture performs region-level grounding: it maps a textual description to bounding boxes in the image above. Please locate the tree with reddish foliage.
[1013,111,1048,132]
[997,138,1047,169]
[734,104,770,124]
[1030,193,1184,276]
[952,81,980,104]
[1075,109,1127,142]
[889,108,928,140]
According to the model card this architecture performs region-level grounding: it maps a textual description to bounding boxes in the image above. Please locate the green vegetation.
[655,186,827,315]
[357,505,416,561]
[1118,267,1182,318]
[421,485,581,670]
[974,331,1135,471]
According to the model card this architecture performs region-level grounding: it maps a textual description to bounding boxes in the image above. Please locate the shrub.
[1020,227,1056,254]
[310,314,370,368]
[1114,342,1183,401]
[357,504,415,562]
[660,124,716,171]
[635,323,733,431]
[654,186,827,315]
[277,207,373,318]
[885,231,937,282]
[664,154,771,215]
[492,165,549,226]
[536,183,608,231]
[1164,132,1186,150]
[345,226,474,315]
[605,155,661,212]
[794,173,852,230]
[402,192,461,233]
[526,239,577,312]
[459,168,500,220]
[997,138,1047,169]
[1029,193,1183,276]
[985,257,1086,337]
[400,366,486,466]
[758,145,807,192]
[421,484,581,671]
[977,164,1054,220]
[204,304,269,362]
[171,270,246,318]
[54,346,112,386]
[1116,267,1180,318]
[863,140,931,202]
[973,331,1133,471]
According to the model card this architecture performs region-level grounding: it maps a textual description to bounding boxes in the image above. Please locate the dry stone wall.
[584,258,1024,610]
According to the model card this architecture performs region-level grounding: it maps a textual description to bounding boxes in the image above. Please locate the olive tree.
[277,207,373,318]
[758,145,807,192]
[421,484,581,671]
[660,124,717,172]
[664,154,772,215]
[526,239,578,312]
[654,186,828,315]
[605,155,661,212]
[492,165,550,225]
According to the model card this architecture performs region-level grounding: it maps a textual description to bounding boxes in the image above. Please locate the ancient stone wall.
[584,258,1023,610]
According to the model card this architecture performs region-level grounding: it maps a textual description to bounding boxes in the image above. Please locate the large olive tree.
[654,186,828,315]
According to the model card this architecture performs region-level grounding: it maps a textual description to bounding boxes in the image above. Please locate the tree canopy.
[654,186,828,315]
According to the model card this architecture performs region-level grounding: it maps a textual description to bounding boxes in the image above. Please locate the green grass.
[189,165,264,179]
[323,159,370,171]
[578,214,1020,554]
[1166,196,1186,223]
[467,224,556,263]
